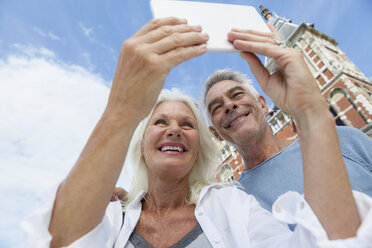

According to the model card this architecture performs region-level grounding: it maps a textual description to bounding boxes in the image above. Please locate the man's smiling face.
[206,80,269,146]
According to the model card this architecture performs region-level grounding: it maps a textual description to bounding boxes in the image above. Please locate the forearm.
[229,26,362,240]
[49,108,139,247]
[46,17,208,247]
[295,106,361,240]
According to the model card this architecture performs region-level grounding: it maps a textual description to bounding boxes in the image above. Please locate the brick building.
[217,6,372,183]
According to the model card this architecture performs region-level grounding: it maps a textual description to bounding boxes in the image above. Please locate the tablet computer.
[150,0,271,52]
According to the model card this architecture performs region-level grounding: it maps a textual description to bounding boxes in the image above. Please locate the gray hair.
[124,88,223,208]
[201,69,259,126]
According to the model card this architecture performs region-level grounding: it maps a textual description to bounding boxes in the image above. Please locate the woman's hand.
[106,17,208,122]
[227,26,327,124]
[49,18,208,248]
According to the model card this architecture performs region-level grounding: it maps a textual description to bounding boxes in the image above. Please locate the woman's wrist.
[101,105,142,134]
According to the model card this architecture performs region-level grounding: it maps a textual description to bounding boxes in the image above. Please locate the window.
[323,69,333,80]
[220,164,235,182]
[362,86,372,97]
[329,106,346,126]
[316,75,326,87]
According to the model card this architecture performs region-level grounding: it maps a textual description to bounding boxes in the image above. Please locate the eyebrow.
[151,113,196,122]
[151,113,166,119]
[227,86,245,95]
[207,86,246,113]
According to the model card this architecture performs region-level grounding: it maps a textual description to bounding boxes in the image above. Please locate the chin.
[160,161,189,171]
[230,125,260,142]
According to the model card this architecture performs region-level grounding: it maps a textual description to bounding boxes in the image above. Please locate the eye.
[154,119,167,126]
[211,104,222,116]
[232,92,243,99]
[181,121,194,129]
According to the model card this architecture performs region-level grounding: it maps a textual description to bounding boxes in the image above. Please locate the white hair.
[124,88,223,208]
[201,69,259,126]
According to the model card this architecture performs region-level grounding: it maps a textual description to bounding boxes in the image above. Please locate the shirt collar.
[197,184,225,204]
[127,184,225,208]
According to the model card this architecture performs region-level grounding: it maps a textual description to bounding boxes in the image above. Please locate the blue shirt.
[238,126,372,212]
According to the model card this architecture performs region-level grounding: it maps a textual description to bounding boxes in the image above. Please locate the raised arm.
[228,28,360,239]
[49,17,208,247]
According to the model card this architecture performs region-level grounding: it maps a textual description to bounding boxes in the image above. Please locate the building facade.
[216,6,372,183]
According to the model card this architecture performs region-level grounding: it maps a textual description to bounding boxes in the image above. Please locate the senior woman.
[23,18,372,247]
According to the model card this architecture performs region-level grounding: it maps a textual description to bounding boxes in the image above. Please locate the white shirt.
[21,184,372,248]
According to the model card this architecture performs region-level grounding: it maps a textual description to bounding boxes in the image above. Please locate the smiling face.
[206,80,269,146]
[142,100,200,179]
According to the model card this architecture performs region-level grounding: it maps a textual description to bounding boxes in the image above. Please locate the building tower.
[216,6,372,183]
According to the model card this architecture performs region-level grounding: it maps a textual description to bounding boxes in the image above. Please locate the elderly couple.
[23,17,372,247]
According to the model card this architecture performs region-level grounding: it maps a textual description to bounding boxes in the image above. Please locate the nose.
[166,122,181,137]
[225,99,238,114]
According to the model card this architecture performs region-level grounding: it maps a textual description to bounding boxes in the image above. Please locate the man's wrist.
[293,103,335,138]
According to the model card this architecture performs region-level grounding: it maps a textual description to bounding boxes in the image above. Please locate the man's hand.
[227,27,327,124]
[228,26,361,239]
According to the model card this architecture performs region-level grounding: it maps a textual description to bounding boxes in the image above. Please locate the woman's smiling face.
[142,100,200,178]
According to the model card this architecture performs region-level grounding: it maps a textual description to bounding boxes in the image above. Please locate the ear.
[257,95,269,114]
[209,126,224,141]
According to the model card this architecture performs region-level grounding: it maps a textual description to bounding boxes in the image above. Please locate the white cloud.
[33,26,61,41]
[11,43,56,58]
[79,22,94,37]
[80,51,95,71]
[0,46,116,247]
[47,32,61,41]
[169,67,195,95]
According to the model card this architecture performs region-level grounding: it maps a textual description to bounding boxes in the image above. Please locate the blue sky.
[0,0,371,247]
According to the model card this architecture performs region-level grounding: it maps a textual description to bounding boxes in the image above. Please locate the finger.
[133,17,187,38]
[115,188,127,201]
[161,44,207,68]
[233,39,285,59]
[240,52,270,91]
[110,193,118,202]
[228,31,273,44]
[136,24,202,44]
[110,188,127,201]
[153,31,209,54]
[231,28,273,38]
[267,22,282,40]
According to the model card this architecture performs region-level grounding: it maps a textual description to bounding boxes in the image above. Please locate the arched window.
[329,106,345,126]
[220,163,235,183]
[328,87,369,125]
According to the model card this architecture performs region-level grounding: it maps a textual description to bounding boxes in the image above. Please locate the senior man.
[202,25,372,237]
[203,68,372,211]
[203,24,372,213]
